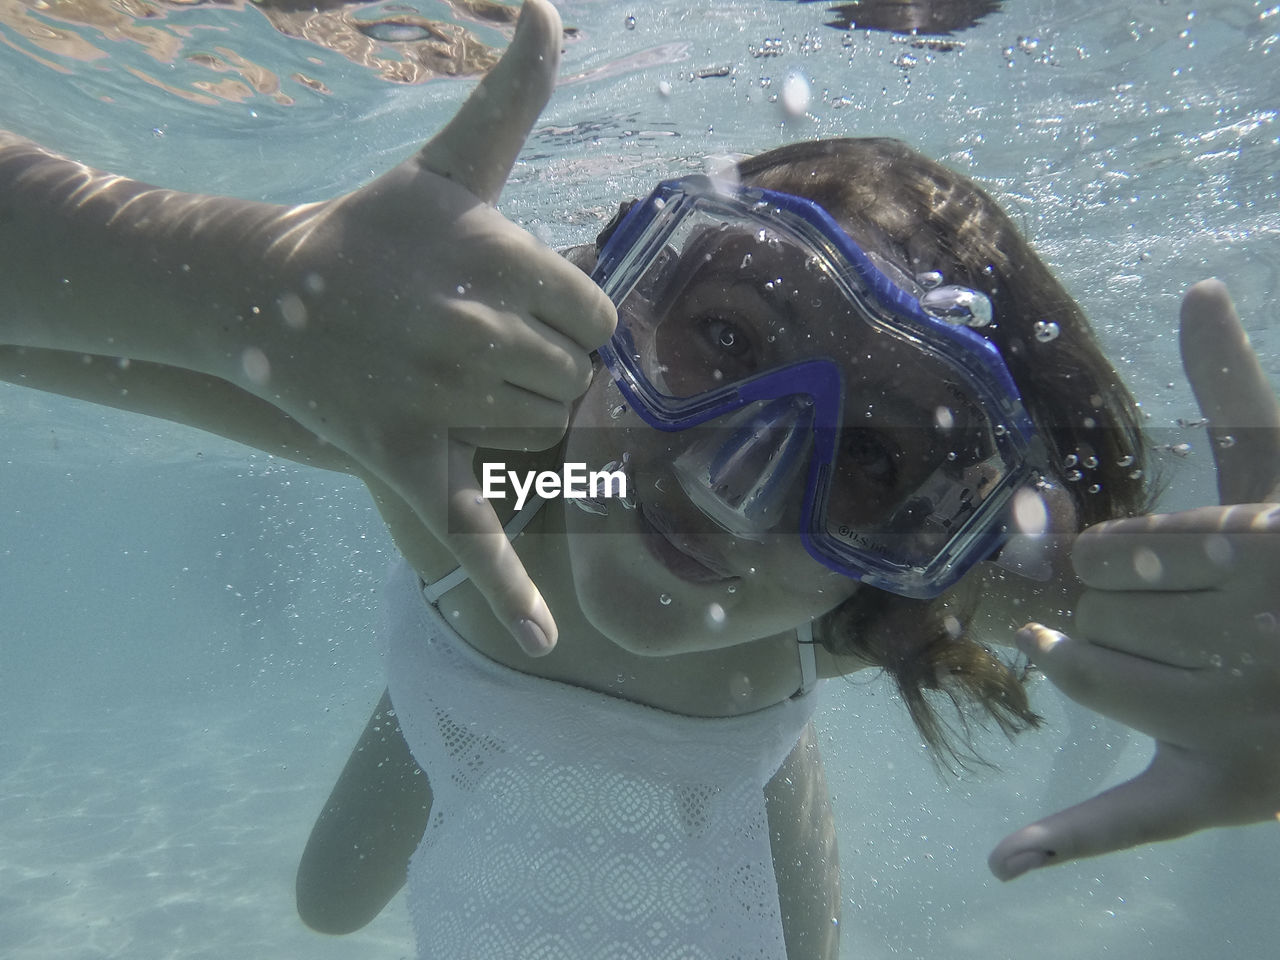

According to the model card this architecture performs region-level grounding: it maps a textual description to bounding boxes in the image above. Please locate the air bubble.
[659,593,672,605]
[1216,435,1236,449]
[1033,320,1060,342]
[1012,487,1048,535]
[1203,534,1233,566]
[360,21,433,42]
[1133,546,1162,583]
[278,292,307,329]
[781,71,811,116]
[624,14,636,29]
[920,285,993,328]
[1063,454,1079,468]
[1117,455,1135,467]
[1082,455,1099,469]
[241,347,270,386]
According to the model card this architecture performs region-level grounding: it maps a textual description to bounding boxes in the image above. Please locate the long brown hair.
[737,139,1150,768]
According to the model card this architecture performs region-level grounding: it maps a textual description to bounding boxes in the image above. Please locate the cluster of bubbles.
[1059,450,1121,496]
[749,38,786,59]
[1001,35,1061,68]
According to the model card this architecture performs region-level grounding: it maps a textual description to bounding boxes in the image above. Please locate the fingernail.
[1013,624,1039,656]
[1000,849,1048,880]
[1015,622,1062,657]
[511,618,554,657]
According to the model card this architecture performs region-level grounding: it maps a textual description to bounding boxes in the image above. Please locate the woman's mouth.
[638,501,739,584]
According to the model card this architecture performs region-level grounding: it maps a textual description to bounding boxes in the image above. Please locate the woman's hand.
[263,0,614,655]
[989,279,1280,880]
[0,0,614,656]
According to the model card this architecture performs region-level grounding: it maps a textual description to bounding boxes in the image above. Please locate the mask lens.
[821,341,1007,567]
[672,396,816,541]
[593,176,1037,597]
[618,216,843,400]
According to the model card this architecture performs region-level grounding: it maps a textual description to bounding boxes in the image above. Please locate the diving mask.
[591,175,1040,599]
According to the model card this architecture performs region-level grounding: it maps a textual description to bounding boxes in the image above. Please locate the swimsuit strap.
[421,496,819,698]
[421,496,547,605]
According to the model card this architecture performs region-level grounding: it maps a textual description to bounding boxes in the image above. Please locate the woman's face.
[563,370,859,656]
[561,229,991,656]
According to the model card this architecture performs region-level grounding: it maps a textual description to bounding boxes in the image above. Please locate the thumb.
[414,0,562,204]
[988,746,1212,881]
[1179,279,1280,504]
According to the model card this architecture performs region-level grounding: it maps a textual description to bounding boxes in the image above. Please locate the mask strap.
[794,621,818,697]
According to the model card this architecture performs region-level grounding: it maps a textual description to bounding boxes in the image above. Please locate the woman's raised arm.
[0,0,615,656]
[991,280,1280,880]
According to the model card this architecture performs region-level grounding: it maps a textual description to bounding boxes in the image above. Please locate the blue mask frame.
[591,174,1041,598]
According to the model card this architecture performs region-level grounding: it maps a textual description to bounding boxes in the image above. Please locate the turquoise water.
[1,1,1277,957]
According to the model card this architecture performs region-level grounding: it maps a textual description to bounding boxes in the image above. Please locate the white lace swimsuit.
[382,559,819,960]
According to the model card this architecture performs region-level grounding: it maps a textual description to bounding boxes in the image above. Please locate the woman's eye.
[842,428,898,486]
[701,317,755,361]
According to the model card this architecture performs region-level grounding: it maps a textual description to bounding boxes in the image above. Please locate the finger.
[527,252,619,353]
[1074,589,1266,668]
[436,438,558,656]
[1073,504,1280,590]
[493,311,597,401]
[1015,623,1211,744]
[433,293,593,396]
[415,0,562,204]
[989,747,1227,881]
[452,400,571,452]
[1179,279,1280,504]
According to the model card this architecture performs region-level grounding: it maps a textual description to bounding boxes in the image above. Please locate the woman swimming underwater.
[1,2,1277,957]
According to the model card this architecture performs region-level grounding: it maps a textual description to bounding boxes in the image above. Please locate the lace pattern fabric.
[381,560,818,960]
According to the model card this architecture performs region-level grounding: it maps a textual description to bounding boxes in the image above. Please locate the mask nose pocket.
[673,396,814,540]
